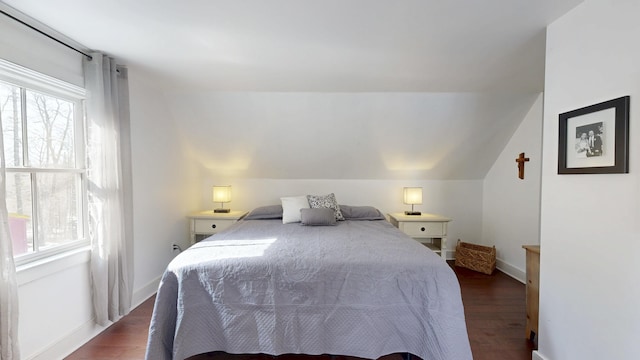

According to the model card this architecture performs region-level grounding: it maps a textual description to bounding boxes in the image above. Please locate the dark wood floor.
[65,262,534,360]
[453,264,535,360]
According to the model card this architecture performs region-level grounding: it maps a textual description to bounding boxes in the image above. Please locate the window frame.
[0,59,89,266]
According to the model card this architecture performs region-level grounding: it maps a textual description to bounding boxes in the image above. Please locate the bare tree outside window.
[1,79,84,259]
[26,90,75,168]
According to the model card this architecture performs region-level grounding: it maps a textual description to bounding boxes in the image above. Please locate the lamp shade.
[212,186,232,203]
[403,187,423,205]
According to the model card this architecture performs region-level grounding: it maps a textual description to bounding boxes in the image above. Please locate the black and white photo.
[574,122,604,158]
[559,96,630,174]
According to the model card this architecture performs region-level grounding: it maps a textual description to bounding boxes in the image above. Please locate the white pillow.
[280,196,310,224]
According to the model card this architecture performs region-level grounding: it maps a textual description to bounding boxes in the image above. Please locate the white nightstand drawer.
[402,222,445,237]
[188,210,248,245]
[388,213,450,260]
[194,219,235,234]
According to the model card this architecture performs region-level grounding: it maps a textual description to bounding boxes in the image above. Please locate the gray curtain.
[83,53,134,325]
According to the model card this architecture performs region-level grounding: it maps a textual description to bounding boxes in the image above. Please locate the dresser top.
[388,212,451,222]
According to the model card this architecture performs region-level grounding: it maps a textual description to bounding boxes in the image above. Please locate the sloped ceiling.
[2,0,582,92]
[166,91,542,180]
[1,0,583,179]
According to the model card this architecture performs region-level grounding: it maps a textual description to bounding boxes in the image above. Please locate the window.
[0,60,87,265]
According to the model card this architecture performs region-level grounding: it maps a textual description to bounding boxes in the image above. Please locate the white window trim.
[1,58,89,267]
[0,58,85,99]
[16,246,91,286]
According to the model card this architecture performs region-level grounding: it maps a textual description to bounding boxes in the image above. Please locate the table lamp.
[212,185,231,213]
[403,187,422,215]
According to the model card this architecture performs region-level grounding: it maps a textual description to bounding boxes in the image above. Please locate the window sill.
[16,246,91,286]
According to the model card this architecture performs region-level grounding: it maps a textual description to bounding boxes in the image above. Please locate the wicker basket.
[454,240,496,275]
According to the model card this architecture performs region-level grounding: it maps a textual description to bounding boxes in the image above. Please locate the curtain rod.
[0,8,93,60]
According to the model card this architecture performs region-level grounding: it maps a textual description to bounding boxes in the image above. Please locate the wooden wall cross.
[515,152,530,179]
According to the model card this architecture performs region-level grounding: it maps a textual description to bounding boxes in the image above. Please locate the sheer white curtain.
[0,113,20,359]
[84,53,134,325]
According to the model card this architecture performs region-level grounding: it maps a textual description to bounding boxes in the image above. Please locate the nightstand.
[187,210,248,244]
[388,213,451,259]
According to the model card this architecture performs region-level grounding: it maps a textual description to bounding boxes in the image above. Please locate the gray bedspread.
[145,219,472,360]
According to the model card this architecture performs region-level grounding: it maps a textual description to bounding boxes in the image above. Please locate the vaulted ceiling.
[3,0,582,92]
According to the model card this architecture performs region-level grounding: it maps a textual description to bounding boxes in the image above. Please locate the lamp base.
[214,209,231,213]
[404,211,422,216]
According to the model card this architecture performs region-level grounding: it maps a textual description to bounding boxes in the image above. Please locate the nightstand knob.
[421,227,426,231]
[211,224,217,229]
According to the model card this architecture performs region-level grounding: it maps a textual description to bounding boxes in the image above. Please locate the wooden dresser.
[522,245,540,342]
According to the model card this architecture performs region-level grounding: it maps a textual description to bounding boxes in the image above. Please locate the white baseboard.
[532,350,547,360]
[445,249,454,260]
[496,258,525,284]
[26,318,107,360]
[27,276,161,360]
[131,275,161,308]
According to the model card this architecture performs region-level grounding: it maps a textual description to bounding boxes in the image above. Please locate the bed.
[145,204,472,360]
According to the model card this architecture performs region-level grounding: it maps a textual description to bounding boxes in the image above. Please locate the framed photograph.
[558,96,630,174]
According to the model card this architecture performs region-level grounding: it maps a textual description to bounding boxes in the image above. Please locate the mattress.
[145,218,472,360]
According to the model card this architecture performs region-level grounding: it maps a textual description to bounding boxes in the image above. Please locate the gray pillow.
[339,205,386,220]
[300,208,337,226]
[243,205,283,220]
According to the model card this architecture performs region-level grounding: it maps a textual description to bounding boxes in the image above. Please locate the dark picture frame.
[558,96,630,174]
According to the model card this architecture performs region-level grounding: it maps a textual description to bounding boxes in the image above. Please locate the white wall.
[482,94,543,282]
[538,1,640,359]
[128,68,200,301]
[16,251,96,360]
